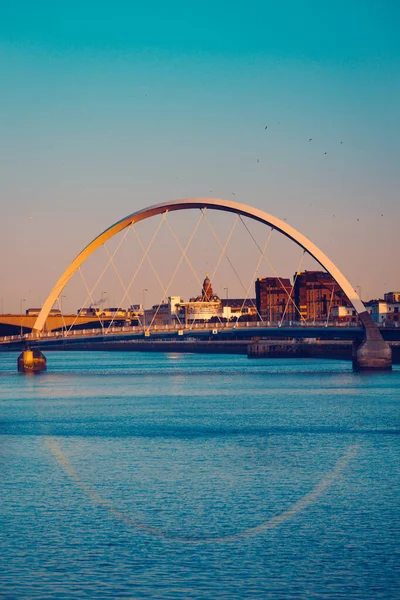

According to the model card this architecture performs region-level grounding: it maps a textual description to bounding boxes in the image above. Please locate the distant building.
[255,277,295,322]
[294,271,351,322]
[385,303,400,324]
[220,298,258,321]
[190,275,220,303]
[384,292,400,303]
[129,304,142,312]
[77,307,101,317]
[173,275,221,323]
[144,302,171,327]
[26,308,61,316]
[99,307,127,318]
[144,277,257,326]
[331,305,358,323]
[366,300,400,324]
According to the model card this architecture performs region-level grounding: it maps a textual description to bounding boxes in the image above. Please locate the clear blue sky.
[0,1,399,311]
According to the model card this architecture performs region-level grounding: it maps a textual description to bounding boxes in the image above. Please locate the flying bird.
[257,158,260,163]
[324,152,327,155]
[309,138,312,142]
[232,192,235,196]
[357,218,360,222]
[264,125,268,129]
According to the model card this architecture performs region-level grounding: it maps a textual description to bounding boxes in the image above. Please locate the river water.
[0,352,399,599]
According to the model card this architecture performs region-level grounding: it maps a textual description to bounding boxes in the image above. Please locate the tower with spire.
[202,274,214,301]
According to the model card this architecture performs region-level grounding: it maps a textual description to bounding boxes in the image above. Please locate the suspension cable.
[163,215,213,327]
[146,209,205,331]
[112,215,169,330]
[165,210,240,329]
[55,296,68,337]
[65,225,133,335]
[325,282,336,327]
[233,220,274,325]
[133,223,185,328]
[202,212,262,321]
[102,241,137,330]
[238,216,307,323]
[278,250,305,327]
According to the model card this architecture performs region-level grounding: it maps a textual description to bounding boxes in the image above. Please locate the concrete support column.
[353,311,392,371]
[18,348,47,373]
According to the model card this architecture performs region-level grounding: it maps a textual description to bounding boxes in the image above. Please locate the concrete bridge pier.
[353,312,392,371]
[17,347,47,373]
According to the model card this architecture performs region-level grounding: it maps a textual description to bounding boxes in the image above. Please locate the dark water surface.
[0,352,399,599]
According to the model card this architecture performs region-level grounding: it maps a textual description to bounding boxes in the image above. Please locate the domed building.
[191,275,221,303]
[173,275,222,323]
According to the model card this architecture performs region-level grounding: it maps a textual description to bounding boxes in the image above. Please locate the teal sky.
[0,1,399,311]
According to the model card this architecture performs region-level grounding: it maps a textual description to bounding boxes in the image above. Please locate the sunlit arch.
[33,198,365,332]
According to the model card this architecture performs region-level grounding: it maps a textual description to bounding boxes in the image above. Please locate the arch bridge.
[19,198,392,371]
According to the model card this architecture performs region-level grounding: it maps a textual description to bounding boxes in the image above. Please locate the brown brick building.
[293,271,351,322]
[255,277,296,322]
[255,271,353,323]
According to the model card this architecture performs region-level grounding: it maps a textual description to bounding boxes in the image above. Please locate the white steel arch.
[33,198,365,332]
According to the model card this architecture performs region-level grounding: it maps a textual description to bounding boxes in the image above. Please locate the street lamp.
[60,295,66,336]
[20,299,26,337]
[268,285,272,323]
[223,287,229,322]
[60,295,66,313]
[100,291,107,334]
[311,282,316,325]
[142,289,148,328]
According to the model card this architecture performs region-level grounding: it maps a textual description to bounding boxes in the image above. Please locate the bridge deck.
[1,320,399,351]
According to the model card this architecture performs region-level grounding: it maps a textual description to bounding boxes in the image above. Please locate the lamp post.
[101,291,107,334]
[20,299,26,337]
[142,289,148,328]
[60,295,66,336]
[268,286,272,323]
[223,287,229,322]
[312,282,316,325]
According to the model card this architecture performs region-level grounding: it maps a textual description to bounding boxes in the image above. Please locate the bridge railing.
[0,318,382,345]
